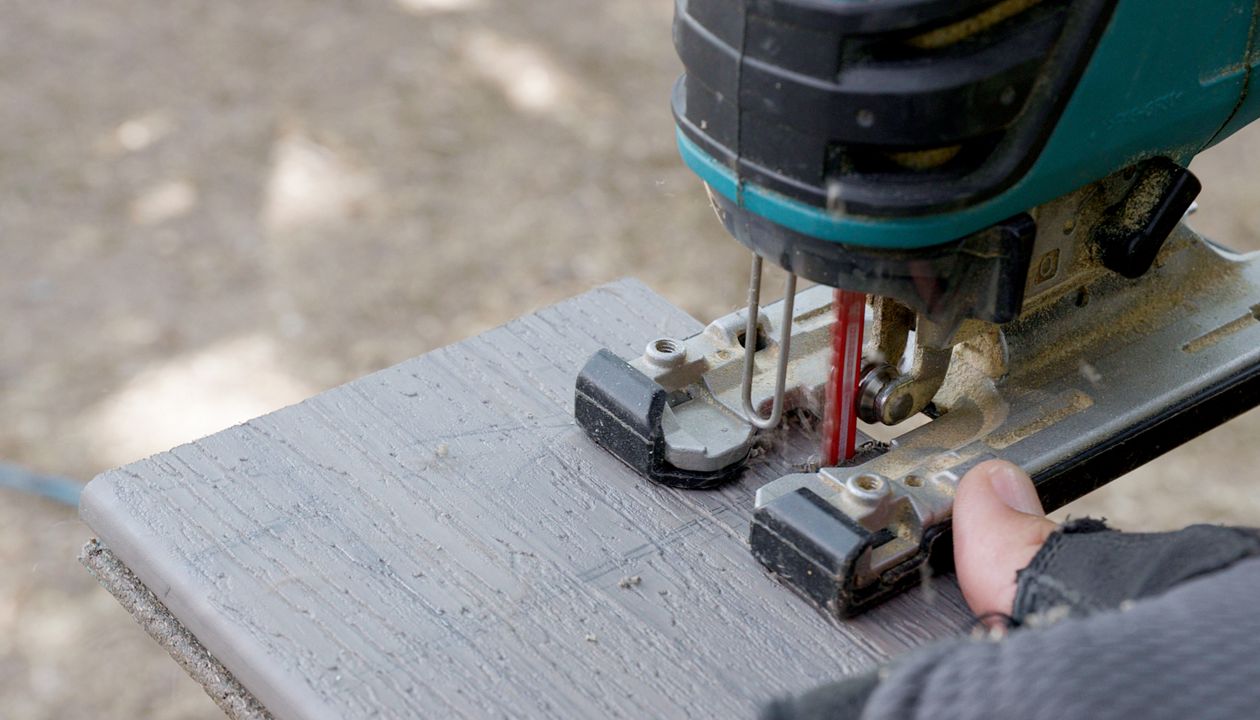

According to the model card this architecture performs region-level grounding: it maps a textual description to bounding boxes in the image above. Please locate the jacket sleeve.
[763,521,1260,720]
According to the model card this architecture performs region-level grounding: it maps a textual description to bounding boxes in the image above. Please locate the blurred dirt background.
[3,1,1260,717]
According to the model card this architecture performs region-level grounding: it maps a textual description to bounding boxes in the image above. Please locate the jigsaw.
[576,0,1260,616]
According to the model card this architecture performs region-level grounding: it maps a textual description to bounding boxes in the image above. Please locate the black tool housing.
[673,0,1119,217]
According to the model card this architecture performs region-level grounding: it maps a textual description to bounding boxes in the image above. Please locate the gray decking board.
[80,540,273,720]
[80,280,973,720]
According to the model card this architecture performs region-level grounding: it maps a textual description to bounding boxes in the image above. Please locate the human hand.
[952,459,1057,619]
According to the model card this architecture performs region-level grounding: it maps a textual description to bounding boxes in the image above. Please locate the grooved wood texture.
[80,280,972,720]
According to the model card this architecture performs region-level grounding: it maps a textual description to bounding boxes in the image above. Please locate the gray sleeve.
[857,521,1260,720]
[861,555,1260,720]
[761,522,1260,720]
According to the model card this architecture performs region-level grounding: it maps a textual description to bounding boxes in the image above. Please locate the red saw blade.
[822,290,866,467]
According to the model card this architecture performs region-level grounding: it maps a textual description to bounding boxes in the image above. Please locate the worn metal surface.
[79,279,972,720]
[756,226,1260,556]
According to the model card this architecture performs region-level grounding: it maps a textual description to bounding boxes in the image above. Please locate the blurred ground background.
[3,1,1260,717]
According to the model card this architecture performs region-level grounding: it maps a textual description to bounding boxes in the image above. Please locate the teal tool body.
[674,0,1260,252]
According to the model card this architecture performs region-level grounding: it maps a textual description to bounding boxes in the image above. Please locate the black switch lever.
[1096,158,1202,280]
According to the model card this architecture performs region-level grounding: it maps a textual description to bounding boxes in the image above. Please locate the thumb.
[953,460,1057,620]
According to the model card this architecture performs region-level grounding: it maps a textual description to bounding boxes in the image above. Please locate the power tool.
[575,0,1260,617]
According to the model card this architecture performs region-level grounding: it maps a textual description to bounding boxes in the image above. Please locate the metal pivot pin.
[741,254,797,430]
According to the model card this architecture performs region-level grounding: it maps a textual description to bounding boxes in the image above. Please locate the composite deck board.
[80,279,973,720]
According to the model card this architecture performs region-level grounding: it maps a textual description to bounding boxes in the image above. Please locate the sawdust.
[1119,167,1175,232]
[1010,227,1240,385]
[888,145,962,170]
[1182,303,1260,353]
[986,390,1094,450]
[907,0,1043,49]
[743,406,826,475]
